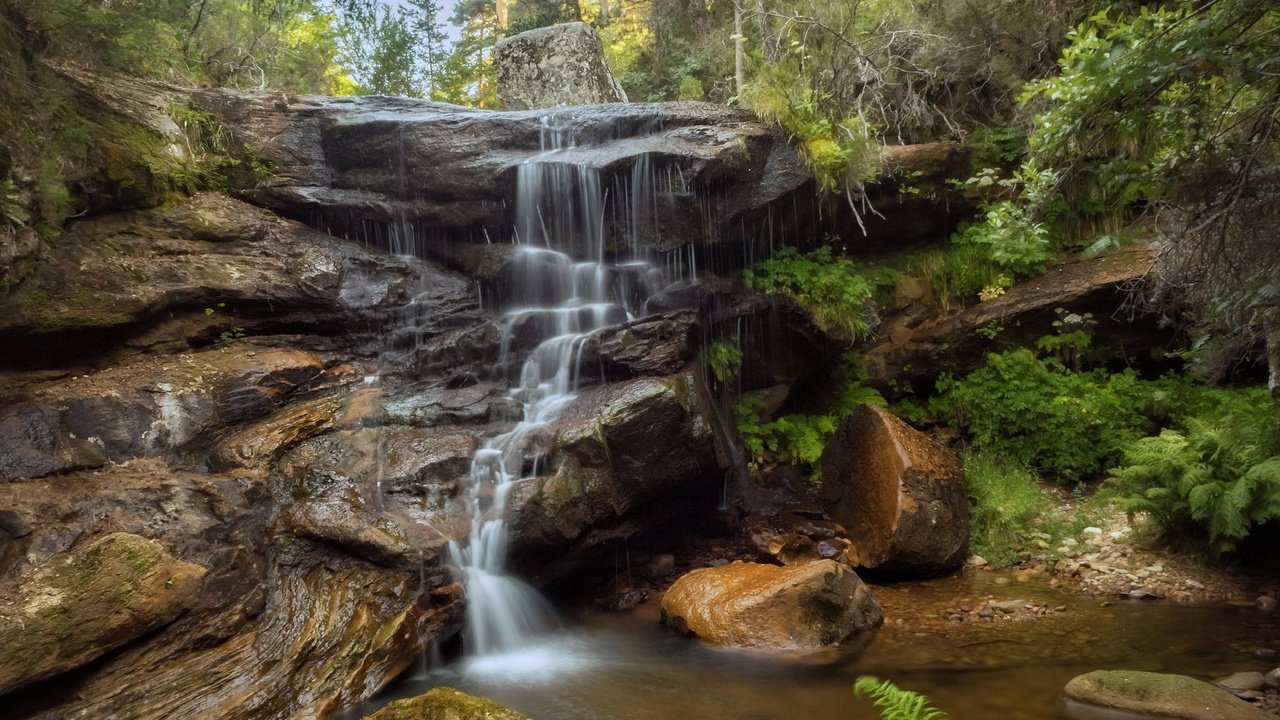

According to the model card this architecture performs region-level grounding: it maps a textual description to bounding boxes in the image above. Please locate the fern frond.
[854,676,949,720]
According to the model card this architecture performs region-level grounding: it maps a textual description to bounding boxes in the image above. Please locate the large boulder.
[362,687,530,720]
[660,559,883,649]
[494,22,627,110]
[819,405,968,577]
[0,533,206,695]
[505,371,722,584]
[1064,670,1272,720]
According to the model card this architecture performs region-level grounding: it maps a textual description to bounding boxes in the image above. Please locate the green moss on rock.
[1064,670,1271,720]
[361,687,530,720]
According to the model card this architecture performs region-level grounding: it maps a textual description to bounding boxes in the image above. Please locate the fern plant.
[1105,389,1280,554]
[854,676,948,720]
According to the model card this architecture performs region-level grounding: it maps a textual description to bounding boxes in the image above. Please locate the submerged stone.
[1064,670,1271,720]
[362,687,530,720]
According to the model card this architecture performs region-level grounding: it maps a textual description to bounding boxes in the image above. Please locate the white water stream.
[445,117,668,659]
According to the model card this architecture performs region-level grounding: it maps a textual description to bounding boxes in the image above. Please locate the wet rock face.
[196,92,810,258]
[0,532,206,695]
[660,559,883,649]
[0,346,328,480]
[495,22,627,110]
[1064,670,1272,720]
[506,371,721,584]
[819,404,968,578]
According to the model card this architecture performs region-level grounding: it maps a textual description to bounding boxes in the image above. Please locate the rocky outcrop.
[194,92,811,259]
[495,22,627,110]
[0,345,325,480]
[819,405,967,577]
[0,458,465,720]
[0,192,475,352]
[660,559,882,649]
[1064,670,1271,720]
[506,370,721,584]
[865,246,1162,389]
[364,687,530,720]
[0,533,206,695]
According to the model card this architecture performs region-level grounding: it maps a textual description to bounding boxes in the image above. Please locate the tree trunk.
[496,0,508,29]
[600,0,610,23]
[1265,306,1280,414]
[733,1,744,98]
[754,0,777,61]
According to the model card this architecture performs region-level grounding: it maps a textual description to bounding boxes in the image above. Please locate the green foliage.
[743,65,878,196]
[704,340,742,384]
[964,452,1058,565]
[735,353,885,484]
[854,676,948,720]
[931,349,1149,483]
[743,247,888,341]
[340,5,421,96]
[1105,387,1280,555]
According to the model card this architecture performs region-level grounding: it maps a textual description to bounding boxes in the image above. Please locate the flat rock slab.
[1064,670,1272,720]
[363,687,530,720]
[0,532,206,695]
[660,559,883,650]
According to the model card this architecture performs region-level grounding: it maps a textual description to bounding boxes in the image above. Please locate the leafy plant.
[743,246,890,341]
[704,340,742,384]
[1105,387,1280,555]
[931,348,1149,483]
[735,353,885,484]
[854,676,947,720]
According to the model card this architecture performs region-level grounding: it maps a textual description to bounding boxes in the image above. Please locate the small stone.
[1257,596,1277,612]
[967,554,988,567]
[1216,671,1266,692]
[1185,579,1206,590]
[1264,668,1280,689]
[994,576,1010,586]
[1082,527,1103,537]
[1016,572,1032,583]
[1063,538,1078,547]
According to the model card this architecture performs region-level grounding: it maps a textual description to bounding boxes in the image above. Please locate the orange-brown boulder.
[819,405,968,577]
[660,559,882,649]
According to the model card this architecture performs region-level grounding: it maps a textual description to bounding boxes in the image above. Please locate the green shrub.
[854,676,947,720]
[931,349,1149,482]
[735,353,885,484]
[743,246,891,341]
[964,452,1058,565]
[1105,387,1280,555]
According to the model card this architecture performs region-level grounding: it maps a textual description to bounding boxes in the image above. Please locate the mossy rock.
[1064,670,1271,720]
[0,532,206,695]
[362,687,530,720]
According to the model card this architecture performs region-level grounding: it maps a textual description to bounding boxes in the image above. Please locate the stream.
[339,570,1280,719]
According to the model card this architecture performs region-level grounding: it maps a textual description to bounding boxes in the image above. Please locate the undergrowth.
[743,246,895,341]
[735,353,885,484]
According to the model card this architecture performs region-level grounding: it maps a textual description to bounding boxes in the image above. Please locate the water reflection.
[340,572,1280,720]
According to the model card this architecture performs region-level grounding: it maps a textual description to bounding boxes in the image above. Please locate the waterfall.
[446,116,666,657]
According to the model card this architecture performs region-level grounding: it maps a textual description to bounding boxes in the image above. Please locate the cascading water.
[445,116,667,658]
